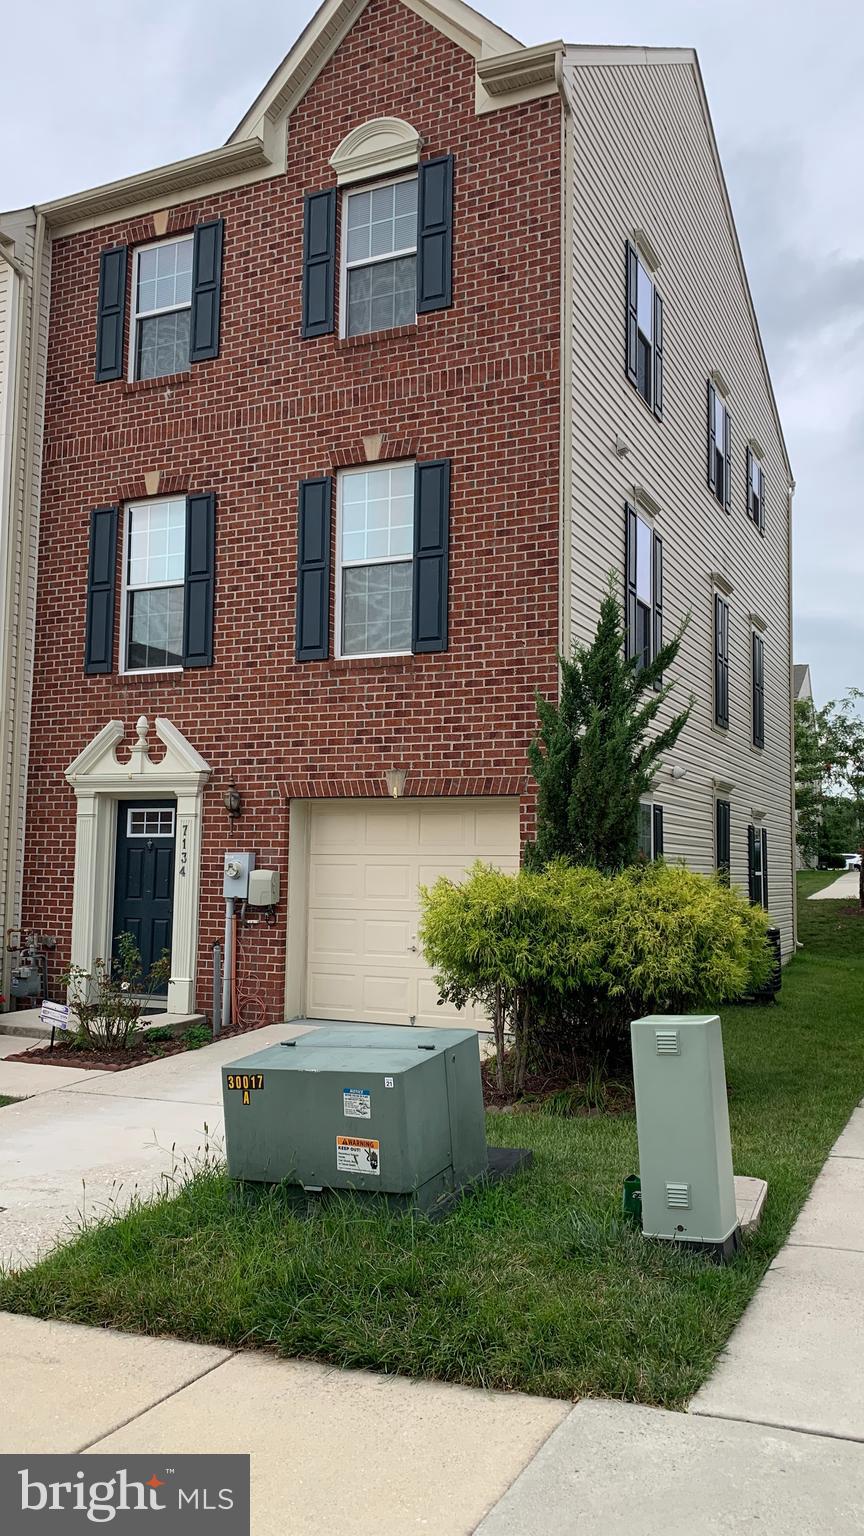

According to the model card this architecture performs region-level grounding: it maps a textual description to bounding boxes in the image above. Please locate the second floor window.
[130,236,193,381]
[337,464,414,655]
[714,593,730,728]
[343,178,418,337]
[123,498,187,669]
[707,381,732,510]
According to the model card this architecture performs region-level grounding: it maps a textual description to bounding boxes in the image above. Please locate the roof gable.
[229,0,521,143]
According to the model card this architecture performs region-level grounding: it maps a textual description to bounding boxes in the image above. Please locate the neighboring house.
[0,0,795,1026]
[794,663,813,706]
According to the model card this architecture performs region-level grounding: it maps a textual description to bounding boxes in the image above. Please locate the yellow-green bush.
[419,860,772,1087]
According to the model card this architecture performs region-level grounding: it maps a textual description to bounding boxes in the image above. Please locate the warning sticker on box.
[336,1136,380,1176]
[343,1087,371,1119]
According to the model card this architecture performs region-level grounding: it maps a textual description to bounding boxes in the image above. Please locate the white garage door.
[305,798,520,1028]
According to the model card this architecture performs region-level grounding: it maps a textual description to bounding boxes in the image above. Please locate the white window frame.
[634,254,655,407]
[748,451,764,527]
[120,496,186,676]
[712,393,730,506]
[335,461,415,660]
[339,172,418,340]
[128,233,194,383]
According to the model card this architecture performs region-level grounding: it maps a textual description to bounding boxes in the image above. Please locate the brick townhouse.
[0,0,795,1027]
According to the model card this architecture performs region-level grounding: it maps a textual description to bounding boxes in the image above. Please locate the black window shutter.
[724,407,733,512]
[183,493,215,668]
[295,477,332,660]
[190,219,224,363]
[417,156,453,314]
[753,632,765,748]
[746,445,753,522]
[652,804,664,858]
[714,595,729,728]
[95,247,127,382]
[761,827,769,911]
[653,289,664,419]
[412,460,450,653]
[625,504,638,660]
[84,507,118,673]
[747,824,758,904]
[652,529,663,690]
[625,242,638,385]
[716,799,731,879]
[301,190,337,338]
[707,380,717,493]
[759,461,765,532]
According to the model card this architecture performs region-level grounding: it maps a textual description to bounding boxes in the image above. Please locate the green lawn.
[1,872,862,1408]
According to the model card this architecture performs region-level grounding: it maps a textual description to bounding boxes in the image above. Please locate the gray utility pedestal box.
[222,1024,489,1214]
[631,1014,741,1261]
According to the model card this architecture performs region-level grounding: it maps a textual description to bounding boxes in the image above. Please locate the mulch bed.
[6,1017,269,1072]
[481,1058,635,1116]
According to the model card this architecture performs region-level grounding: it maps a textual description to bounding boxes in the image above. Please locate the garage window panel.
[338,464,414,656]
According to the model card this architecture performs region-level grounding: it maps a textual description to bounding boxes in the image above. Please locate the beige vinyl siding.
[0,209,49,997]
[562,56,795,954]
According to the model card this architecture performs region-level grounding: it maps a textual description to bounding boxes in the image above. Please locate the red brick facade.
[23,0,562,1020]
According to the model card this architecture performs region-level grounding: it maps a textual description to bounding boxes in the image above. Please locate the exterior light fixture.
[223,779,243,819]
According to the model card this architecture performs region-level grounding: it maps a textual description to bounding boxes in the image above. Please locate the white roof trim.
[37,139,272,232]
[330,118,423,186]
[229,0,521,142]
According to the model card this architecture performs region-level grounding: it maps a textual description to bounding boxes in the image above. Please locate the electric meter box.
[631,1014,741,1260]
[223,851,255,900]
[222,1024,488,1213]
[248,868,280,906]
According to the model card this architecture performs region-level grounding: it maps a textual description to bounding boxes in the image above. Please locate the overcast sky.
[2,0,861,706]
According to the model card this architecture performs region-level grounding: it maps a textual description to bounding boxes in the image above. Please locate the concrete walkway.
[0,1023,306,1268]
[809,869,860,899]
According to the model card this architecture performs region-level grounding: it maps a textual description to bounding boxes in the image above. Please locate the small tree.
[525,585,691,871]
[61,932,170,1051]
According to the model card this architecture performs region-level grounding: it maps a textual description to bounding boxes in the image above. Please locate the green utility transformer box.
[222,1024,489,1214]
[630,1014,741,1261]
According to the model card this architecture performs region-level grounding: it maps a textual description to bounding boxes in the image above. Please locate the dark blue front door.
[112,800,175,993]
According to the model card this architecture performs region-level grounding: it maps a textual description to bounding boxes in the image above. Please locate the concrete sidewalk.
[809,869,860,899]
[4,1030,864,1530]
[0,1312,567,1536]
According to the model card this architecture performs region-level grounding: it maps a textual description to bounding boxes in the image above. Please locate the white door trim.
[65,715,211,1014]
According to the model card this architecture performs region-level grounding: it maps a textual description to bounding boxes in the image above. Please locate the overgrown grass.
[0,1096,19,1108]
[1,873,861,1407]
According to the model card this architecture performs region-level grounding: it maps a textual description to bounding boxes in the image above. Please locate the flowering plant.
[60,931,170,1050]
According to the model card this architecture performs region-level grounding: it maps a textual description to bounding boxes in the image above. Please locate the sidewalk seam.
[74,1351,238,1453]
[690,1407,864,1447]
